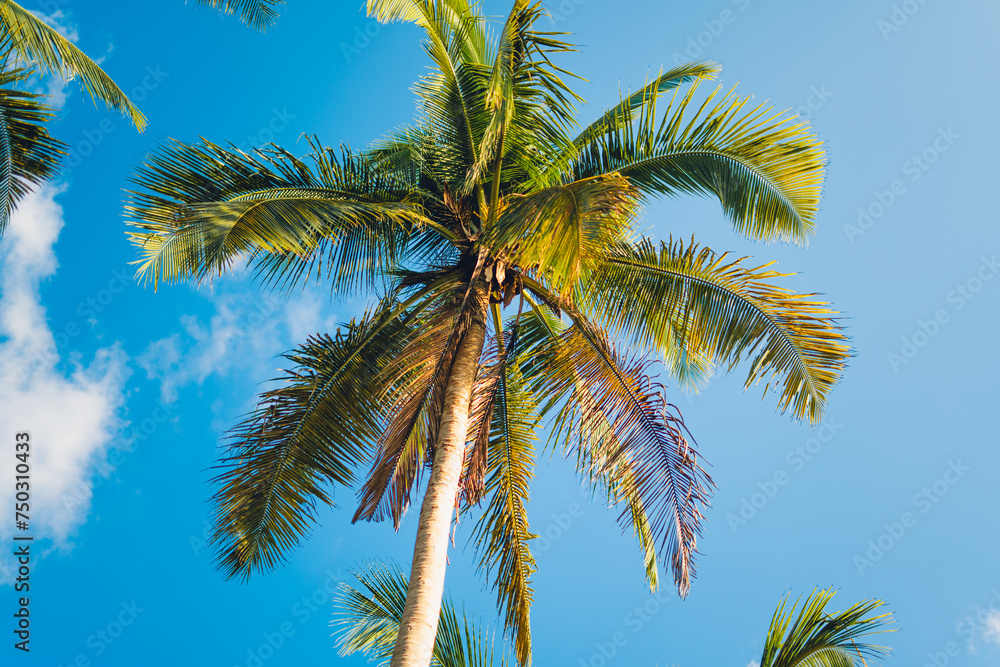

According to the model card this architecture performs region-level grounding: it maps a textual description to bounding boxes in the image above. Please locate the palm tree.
[124,1,849,666]
[0,0,282,235]
[336,561,894,667]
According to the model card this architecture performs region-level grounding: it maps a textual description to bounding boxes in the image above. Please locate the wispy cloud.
[983,609,1000,648]
[0,187,129,565]
[21,9,114,109]
[138,283,340,422]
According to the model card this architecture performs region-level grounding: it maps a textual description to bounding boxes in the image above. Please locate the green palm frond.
[210,304,417,580]
[486,174,637,292]
[519,282,714,597]
[568,74,825,243]
[587,237,850,422]
[467,325,539,666]
[760,589,894,667]
[336,560,513,667]
[570,61,721,150]
[0,45,64,235]
[126,138,427,290]
[369,0,488,186]
[0,1,146,130]
[465,0,579,197]
[194,0,284,31]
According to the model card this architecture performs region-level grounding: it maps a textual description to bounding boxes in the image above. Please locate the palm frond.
[760,589,894,667]
[0,45,64,235]
[369,0,488,187]
[587,237,850,422]
[0,1,146,130]
[336,560,512,667]
[465,0,579,197]
[209,303,417,580]
[519,281,714,597]
[353,276,483,527]
[126,137,427,290]
[467,323,539,665]
[194,0,284,31]
[486,174,637,292]
[568,75,825,243]
[571,61,721,149]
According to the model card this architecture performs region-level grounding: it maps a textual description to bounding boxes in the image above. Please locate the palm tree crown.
[125,1,849,665]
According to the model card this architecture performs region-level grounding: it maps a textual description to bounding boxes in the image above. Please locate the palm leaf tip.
[586,238,850,424]
[195,0,284,31]
[0,2,148,131]
[571,78,827,244]
[760,589,894,667]
[518,294,714,597]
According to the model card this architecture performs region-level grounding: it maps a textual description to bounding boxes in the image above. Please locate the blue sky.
[1,0,999,665]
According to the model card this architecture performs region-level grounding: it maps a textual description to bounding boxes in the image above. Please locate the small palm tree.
[0,0,282,235]
[336,561,894,667]
[125,2,849,666]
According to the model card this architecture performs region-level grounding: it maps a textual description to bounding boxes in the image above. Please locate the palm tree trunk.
[390,281,490,667]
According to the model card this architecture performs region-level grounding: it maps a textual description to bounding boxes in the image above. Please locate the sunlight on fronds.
[0,2,146,130]
[588,237,850,422]
[569,79,825,243]
[760,589,894,667]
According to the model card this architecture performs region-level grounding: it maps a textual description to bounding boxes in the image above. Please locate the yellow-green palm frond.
[571,61,721,150]
[486,174,637,293]
[369,0,488,183]
[464,0,579,196]
[760,589,894,667]
[194,0,284,31]
[586,237,850,423]
[126,138,428,290]
[518,284,714,597]
[0,1,146,130]
[467,324,539,666]
[336,560,514,667]
[569,75,825,243]
[0,45,64,235]
[210,303,416,581]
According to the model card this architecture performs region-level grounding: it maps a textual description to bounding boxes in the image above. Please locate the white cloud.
[0,187,130,581]
[983,609,1000,648]
[747,661,760,667]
